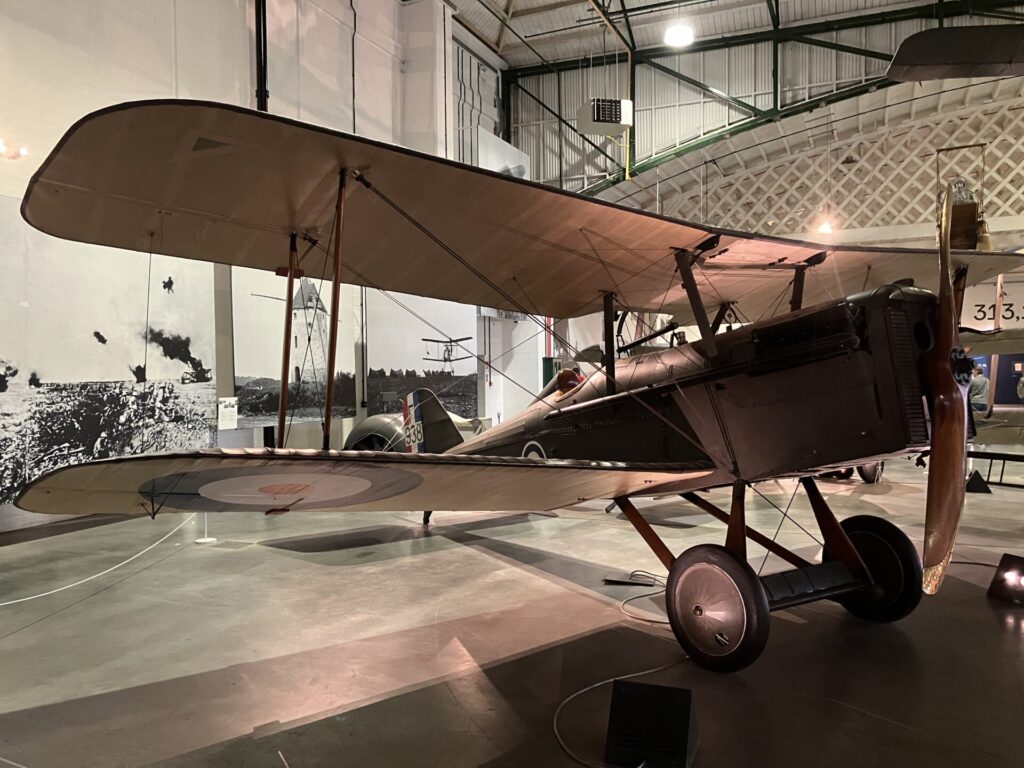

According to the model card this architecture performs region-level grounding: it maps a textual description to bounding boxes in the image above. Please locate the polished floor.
[0,460,1022,767]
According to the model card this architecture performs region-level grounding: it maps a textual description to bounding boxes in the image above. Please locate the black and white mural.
[365,290,477,418]
[231,267,357,428]
[0,198,217,504]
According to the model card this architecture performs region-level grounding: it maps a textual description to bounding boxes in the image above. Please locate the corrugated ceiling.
[450,0,941,68]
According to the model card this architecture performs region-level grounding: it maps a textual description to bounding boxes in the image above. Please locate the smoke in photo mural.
[0,202,217,505]
[231,267,356,429]
[366,290,477,418]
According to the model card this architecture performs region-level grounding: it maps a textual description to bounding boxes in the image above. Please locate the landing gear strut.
[614,477,925,673]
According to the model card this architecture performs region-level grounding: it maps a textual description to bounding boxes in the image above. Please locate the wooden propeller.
[920,185,971,595]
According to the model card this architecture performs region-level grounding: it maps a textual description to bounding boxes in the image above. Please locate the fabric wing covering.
[22,99,1024,323]
[15,449,712,517]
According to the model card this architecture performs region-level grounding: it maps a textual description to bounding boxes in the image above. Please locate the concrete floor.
[0,460,1022,767]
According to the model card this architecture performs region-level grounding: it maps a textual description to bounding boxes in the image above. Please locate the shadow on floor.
[151,576,1024,768]
[0,513,134,547]
[259,513,554,554]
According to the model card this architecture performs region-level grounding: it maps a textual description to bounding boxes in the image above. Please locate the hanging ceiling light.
[664,22,695,48]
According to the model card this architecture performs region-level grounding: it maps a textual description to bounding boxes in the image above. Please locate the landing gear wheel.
[665,544,770,673]
[856,462,885,484]
[825,515,922,622]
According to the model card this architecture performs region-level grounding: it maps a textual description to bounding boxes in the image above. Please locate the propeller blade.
[921,185,971,595]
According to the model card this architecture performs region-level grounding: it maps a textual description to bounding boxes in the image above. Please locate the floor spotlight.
[987,553,1024,605]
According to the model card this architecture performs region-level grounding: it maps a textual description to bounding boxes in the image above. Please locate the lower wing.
[15,449,716,516]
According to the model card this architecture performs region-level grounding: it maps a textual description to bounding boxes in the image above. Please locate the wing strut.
[322,169,349,450]
[603,292,616,396]
[673,248,717,358]
[790,265,807,311]
[276,231,298,448]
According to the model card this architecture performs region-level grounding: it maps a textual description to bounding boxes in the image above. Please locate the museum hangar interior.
[2,1,1024,766]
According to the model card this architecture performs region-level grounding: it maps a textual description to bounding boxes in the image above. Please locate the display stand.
[195,512,217,544]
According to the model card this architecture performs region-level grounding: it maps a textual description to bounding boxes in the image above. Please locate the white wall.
[477,315,544,425]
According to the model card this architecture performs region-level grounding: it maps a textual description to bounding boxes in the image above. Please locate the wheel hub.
[673,562,747,657]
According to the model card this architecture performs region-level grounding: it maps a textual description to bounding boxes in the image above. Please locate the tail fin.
[402,389,464,453]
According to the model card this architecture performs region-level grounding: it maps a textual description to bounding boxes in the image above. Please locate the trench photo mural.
[0,199,217,505]
[231,267,356,430]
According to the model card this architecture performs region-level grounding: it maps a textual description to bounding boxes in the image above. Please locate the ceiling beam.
[586,0,634,52]
[510,0,581,18]
[644,59,769,117]
[784,34,892,62]
[495,0,515,51]
[453,15,504,58]
[506,0,1024,77]
[513,80,622,168]
[478,0,557,73]
[581,77,897,196]
[619,0,637,51]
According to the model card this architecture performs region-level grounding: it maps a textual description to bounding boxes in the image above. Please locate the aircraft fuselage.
[451,285,938,484]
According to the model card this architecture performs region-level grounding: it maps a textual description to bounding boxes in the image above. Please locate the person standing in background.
[969,366,990,413]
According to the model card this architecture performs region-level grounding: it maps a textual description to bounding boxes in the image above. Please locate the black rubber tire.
[856,462,885,484]
[824,515,923,623]
[665,544,771,673]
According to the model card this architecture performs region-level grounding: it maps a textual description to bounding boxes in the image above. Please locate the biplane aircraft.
[16,100,1024,671]
[422,336,473,373]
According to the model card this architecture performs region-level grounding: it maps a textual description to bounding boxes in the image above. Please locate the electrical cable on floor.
[616,569,671,626]
[620,588,670,625]
[0,513,197,607]
[553,656,687,768]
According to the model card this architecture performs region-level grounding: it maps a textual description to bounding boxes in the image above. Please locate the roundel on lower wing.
[138,463,422,512]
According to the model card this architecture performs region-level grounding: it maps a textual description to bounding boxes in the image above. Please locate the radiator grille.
[887,309,930,445]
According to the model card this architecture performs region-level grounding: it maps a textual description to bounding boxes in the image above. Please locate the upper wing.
[15,448,716,516]
[22,99,1024,321]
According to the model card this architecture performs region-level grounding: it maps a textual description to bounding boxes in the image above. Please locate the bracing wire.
[749,481,823,549]
[304,238,545,410]
[754,480,802,576]
[352,172,726,450]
